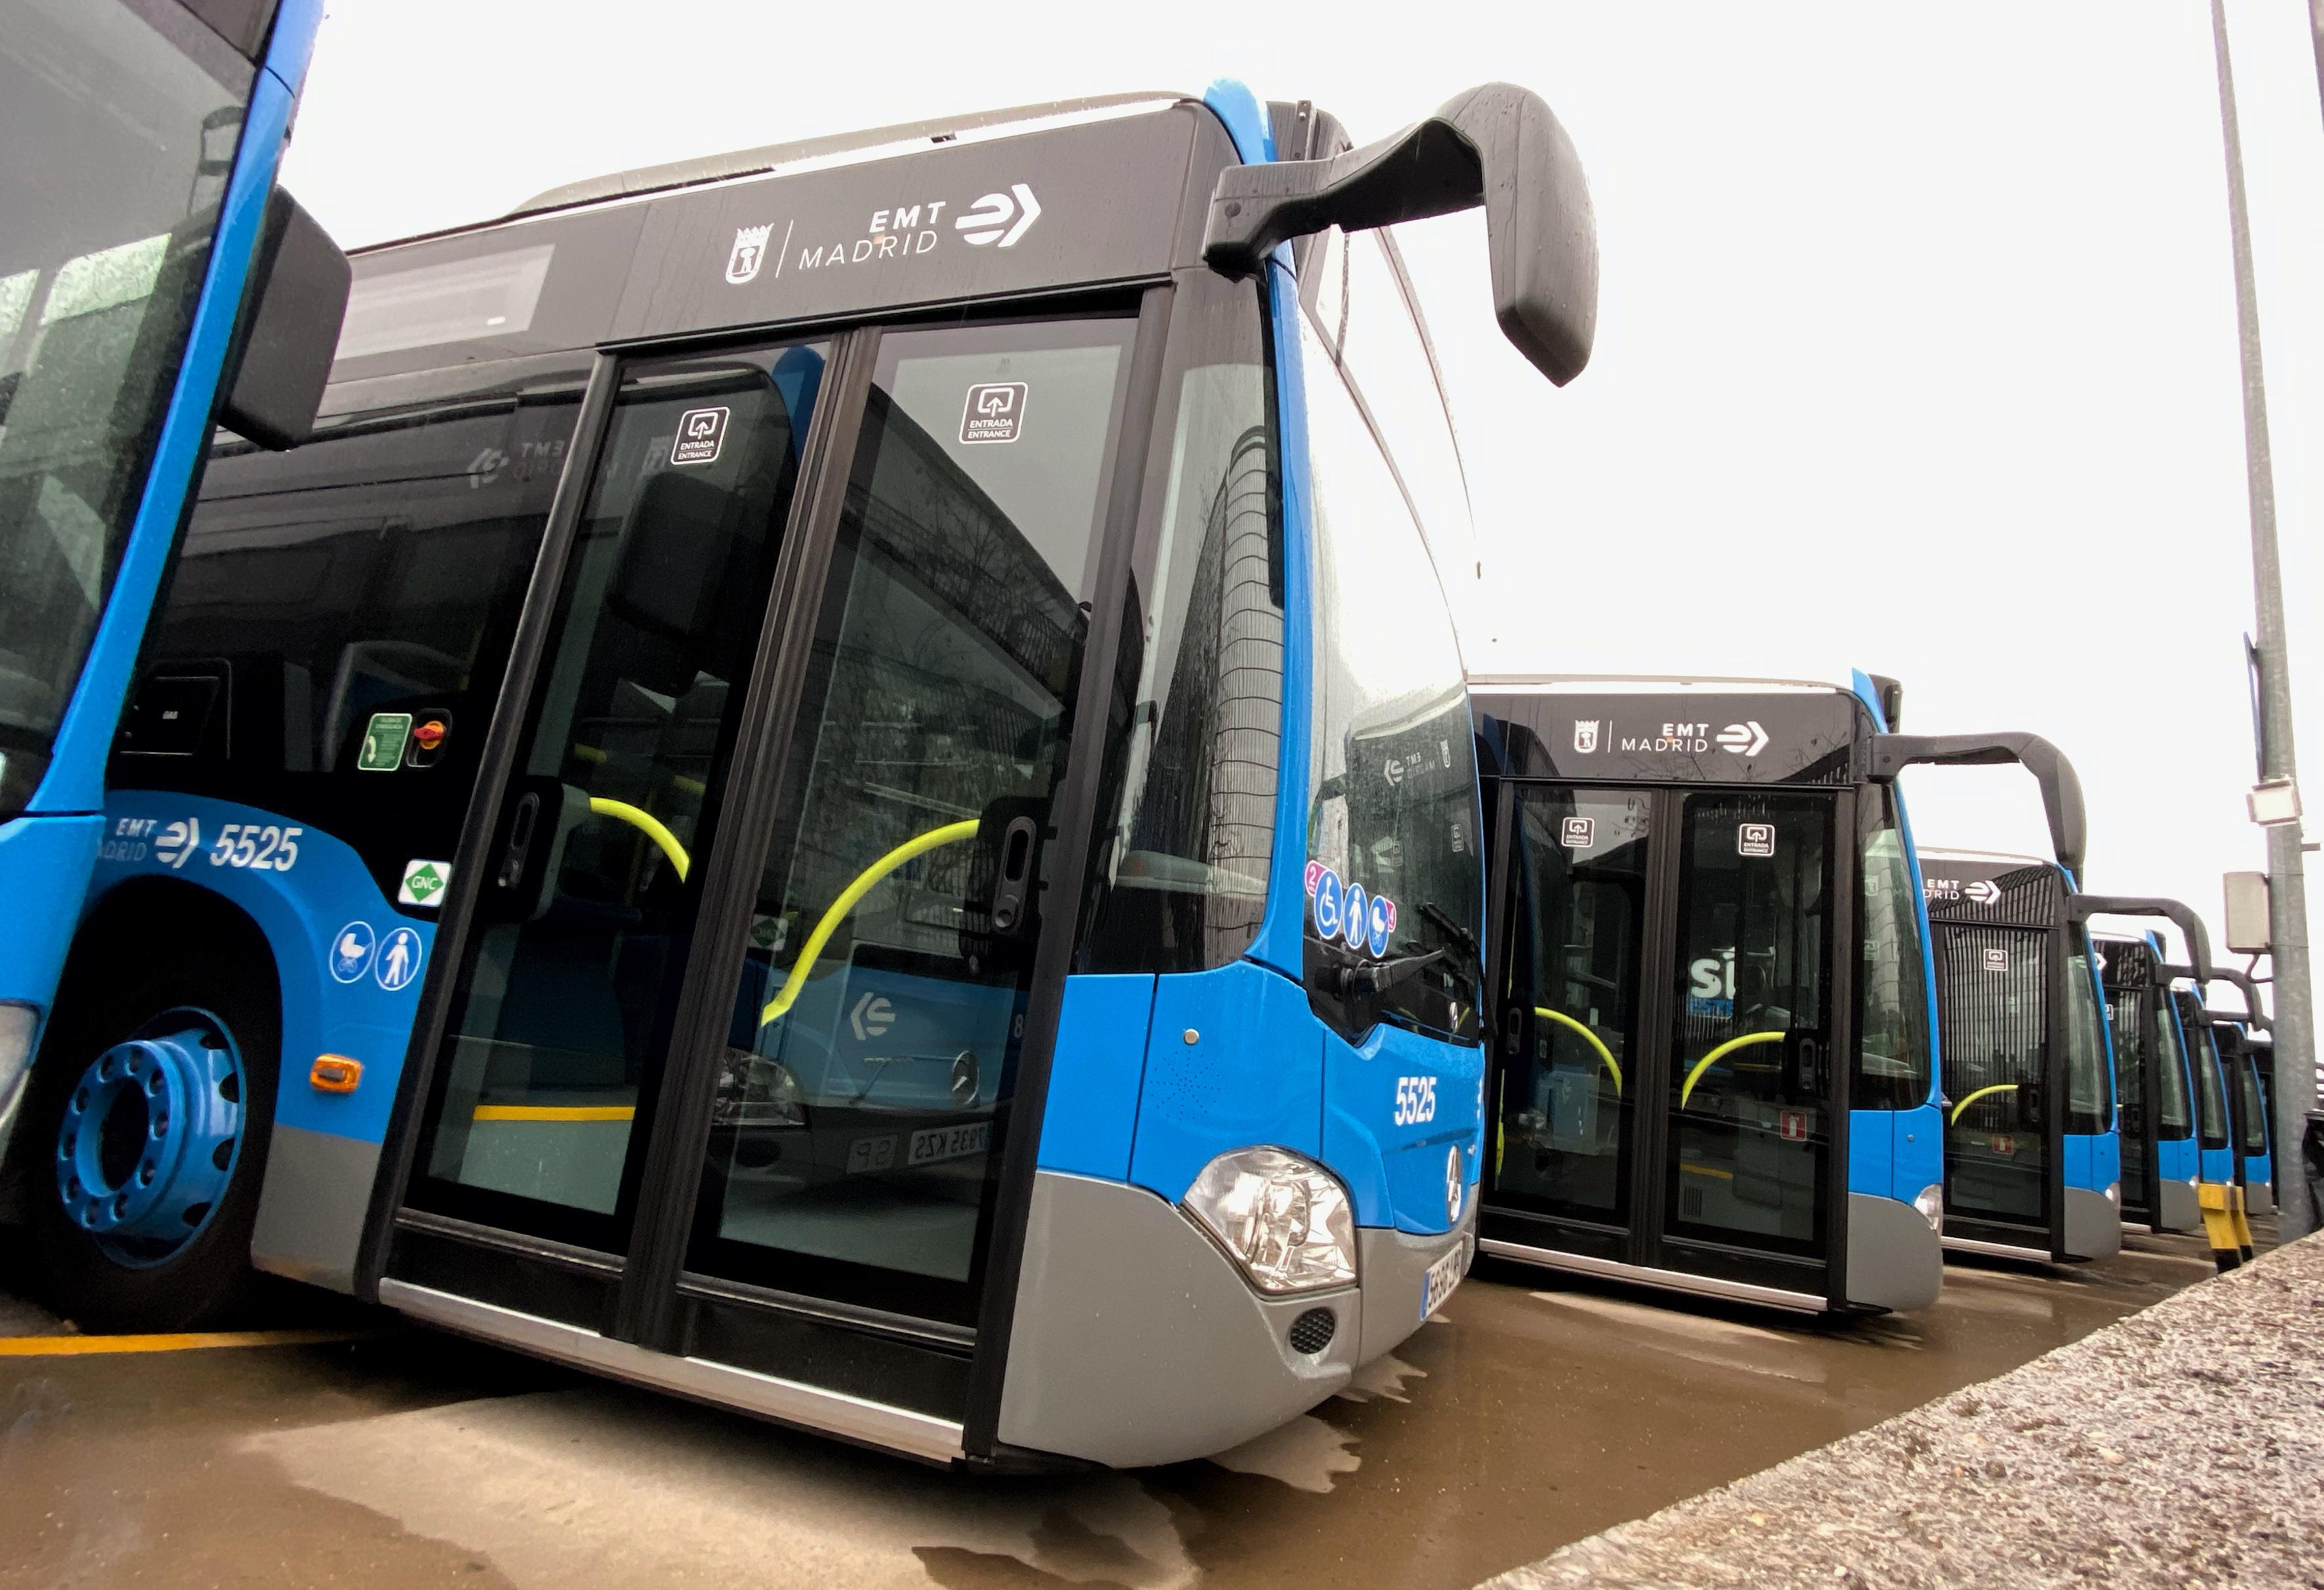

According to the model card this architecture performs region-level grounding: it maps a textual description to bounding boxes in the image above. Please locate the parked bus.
[0,0,348,1150]
[2171,984,2258,1266]
[1466,673,2082,1313]
[2092,930,2203,1234]
[13,83,1601,1469]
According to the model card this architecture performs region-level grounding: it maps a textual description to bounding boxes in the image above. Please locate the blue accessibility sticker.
[1343,883,1370,952]
[329,921,377,984]
[1312,866,1344,940]
[1367,892,1395,957]
[375,926,424,993]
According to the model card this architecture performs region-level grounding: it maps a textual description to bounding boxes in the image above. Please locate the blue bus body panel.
[1894,1102,1942,1199]
[91,793,428,1146]
[1322,1020,1483,1234]
[0,816,102,1010]
[1034,973,1157,1180]
[1129,961,1323,1202]
[2201,1144,2234,1182]
[2158,1135,2197,1183]
[1848,1110,1892,1197]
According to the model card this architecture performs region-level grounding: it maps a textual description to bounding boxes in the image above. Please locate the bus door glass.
[1490,785,1649,1231]
[1663,792,1832,1261]
[408,341,829,1248]
[1937,921,2050,1231]
[683,317,1135,1328]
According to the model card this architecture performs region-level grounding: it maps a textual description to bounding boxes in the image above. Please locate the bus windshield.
[2063,938,2111,1135]
[1855,790,1931,1110]
[2153,999,2193,1136]
[0,0,249,810]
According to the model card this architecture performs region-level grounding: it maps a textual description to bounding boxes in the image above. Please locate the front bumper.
[997,1169,1470,1467]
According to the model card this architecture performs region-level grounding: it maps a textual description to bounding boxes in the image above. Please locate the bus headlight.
[2104,1181,2121,1209]
[1912,1184,1944,1232]
[1182,1147,1357,1295]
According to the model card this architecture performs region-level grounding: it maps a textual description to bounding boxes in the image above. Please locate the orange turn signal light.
[310,1055,362,1093]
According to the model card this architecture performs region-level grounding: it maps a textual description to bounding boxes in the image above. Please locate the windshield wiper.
[1419,900,1481,967]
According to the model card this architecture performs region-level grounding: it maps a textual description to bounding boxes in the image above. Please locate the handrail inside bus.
[1949,1082,2019,1125]
[1535,1007,1621,1093]
[1678,1030,1785,1109]
[759,819,982,1028]
[587,798,690,881]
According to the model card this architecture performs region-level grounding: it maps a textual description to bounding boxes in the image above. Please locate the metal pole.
[2218,0,2315,1238]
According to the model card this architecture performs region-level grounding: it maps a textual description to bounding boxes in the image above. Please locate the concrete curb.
[1479,1236,2324,1589]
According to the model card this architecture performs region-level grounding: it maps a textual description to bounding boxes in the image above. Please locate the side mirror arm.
[2069,895,2212,986]
[1865,732,2086,881]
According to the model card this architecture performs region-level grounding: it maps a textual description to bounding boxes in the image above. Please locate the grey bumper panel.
[998,1171,1358,1468]
[1355,1215,1472,1364]
[2062,1185,2123,1259]
[1843,1191,1942,1312]
[250,1124,379,1293]
[2248,1179,2275,1216]
[2157,1178,2201,1233]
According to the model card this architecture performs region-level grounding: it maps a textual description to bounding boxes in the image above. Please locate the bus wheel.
[31,965,278,1332]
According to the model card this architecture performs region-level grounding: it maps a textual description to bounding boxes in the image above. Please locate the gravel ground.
[1481,1237,2324,1589]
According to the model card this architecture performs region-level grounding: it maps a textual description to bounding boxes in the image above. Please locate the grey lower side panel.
[377,1278,963,1462]
[1943,1234,2053,1263]
[2061,1186,2123,1260]
[1477,1238,1828,1313]
[1842,1192,1941,1312]
[2248,1180,2275,1216]
[250,1124,379,1293]
[1355,1215,1471,1365]
[998,1171,1357,1468]
[2156,1178,2201,1234]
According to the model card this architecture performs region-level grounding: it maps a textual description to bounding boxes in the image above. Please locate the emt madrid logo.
[727,224,773,284]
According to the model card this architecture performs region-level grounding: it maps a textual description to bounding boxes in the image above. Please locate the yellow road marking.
[0,1328,363,1356]
[471,1104,637,1122]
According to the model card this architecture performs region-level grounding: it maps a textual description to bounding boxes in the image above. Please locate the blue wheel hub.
[54,1009,243,1265]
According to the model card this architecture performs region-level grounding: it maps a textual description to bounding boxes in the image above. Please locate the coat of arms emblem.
[727,224,772,285]
[1573,719,1601,754]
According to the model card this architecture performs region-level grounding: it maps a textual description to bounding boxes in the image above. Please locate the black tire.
[26,941,280,1332]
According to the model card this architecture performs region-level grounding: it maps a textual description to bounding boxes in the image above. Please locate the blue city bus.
[2171,984,2260,1266]
[1464,672,2046,1314]
[2092,929,2204,1234]
[0,0,347,1155]
[1917,856,2187,1265]
[12,83,1602,1467]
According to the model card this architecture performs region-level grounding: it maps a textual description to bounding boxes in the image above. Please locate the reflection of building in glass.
[777,385,1087,969]
[1126,423,1280,962]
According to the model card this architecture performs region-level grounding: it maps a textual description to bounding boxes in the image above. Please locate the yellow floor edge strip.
[0,1328,366,1356]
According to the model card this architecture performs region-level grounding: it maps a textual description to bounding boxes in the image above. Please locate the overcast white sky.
[282,1,2324,1010]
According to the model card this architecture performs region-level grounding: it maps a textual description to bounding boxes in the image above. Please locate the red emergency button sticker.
[413,719,446,749]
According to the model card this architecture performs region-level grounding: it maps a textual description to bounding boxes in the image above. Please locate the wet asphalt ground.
[0,1227,2240,1590]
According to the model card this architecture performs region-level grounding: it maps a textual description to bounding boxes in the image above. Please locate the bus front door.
[1487,784,1844,1307]
[383,311,1142,1451]
[1933,921,2056,1254]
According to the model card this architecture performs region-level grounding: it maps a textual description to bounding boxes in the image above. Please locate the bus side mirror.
[2068,895,2212,986]
[1865,732,2087,881]
[219,187,352,451]
[1202,82,1599,385]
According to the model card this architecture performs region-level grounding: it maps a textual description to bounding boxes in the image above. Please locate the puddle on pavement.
[0,1228,2231,1590]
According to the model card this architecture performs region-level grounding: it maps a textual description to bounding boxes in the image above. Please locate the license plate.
[1420,1244,1466,1321]
[846,1135,897,1175]
[908,1121,990,1167]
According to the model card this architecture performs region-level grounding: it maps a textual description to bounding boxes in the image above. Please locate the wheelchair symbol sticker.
[375,927,424,993]
[1312,866,1344,940]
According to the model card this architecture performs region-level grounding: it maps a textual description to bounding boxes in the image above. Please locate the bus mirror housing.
[1202,82,1599,385]
[1867,673,1905,730]
[2071,895,2212,986]
[219,187,351,451]
[1864,733,2087,881]
[2208,967,2271,1031]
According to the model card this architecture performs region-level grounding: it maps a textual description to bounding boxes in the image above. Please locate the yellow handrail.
[587,797,690,881]
[1949,1082,2019,1125]
[1678,1029,1786,1109]
[1534,1007,1622,1093]
[759,819,982,1028]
